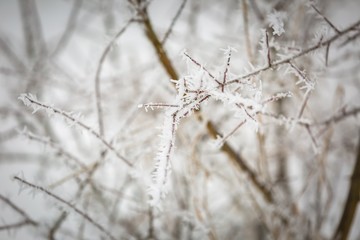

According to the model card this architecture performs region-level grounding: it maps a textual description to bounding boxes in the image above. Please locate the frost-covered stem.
[226,19,360,86]
[183,52,221,85]
[95,19,133,137]
[140,6,275,205]
[13,176,118,240]
[138,103,180,110]
[260,111,312,126]
[288,61,313,119]
[21,95,133,167]
[310,4,340,34]
[222,48,231,92]
[161,0,187,45]
[21,130,86,169]
[149,113,177,206]
[261,91,293,105]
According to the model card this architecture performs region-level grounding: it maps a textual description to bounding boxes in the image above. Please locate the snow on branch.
[142,49,295,206]
[267,11,287,36]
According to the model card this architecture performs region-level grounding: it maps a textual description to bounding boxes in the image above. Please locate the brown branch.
[333,131,360,240]
[140,9,178,80]
[139,4,274,204]
[48,212,68,240]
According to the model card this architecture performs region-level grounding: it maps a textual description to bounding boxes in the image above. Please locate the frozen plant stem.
[161,0,187,45]
[226,19,360,86]
[19,94,133,167]
[13,176,118,240]
[138,4,274,204]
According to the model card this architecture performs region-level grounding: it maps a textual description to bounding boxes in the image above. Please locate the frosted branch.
[18,94,133,167]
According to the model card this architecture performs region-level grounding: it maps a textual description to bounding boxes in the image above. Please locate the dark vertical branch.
[140,8,179,80]
[333,131,360,240]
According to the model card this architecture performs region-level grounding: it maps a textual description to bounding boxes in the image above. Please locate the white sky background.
[0,0,360,239]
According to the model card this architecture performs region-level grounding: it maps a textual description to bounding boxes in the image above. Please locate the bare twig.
[13,176,117,240]
[265,30,271,67]
[311,4,340,34]
[222,48,232,92]
[161,0,187,45]
[0,194,37,226]
[95,18,134,136]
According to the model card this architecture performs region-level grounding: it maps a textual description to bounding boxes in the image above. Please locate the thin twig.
[20,95,133,167]
[226,19,360,86]
[311,4,340,34]
[0,194,37,226]
[161,0,187,45]
[95,18,134,137]
[222,48,232,92]
[21,130,86,169]
[265,30,271,67]
[13,176,118,240]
